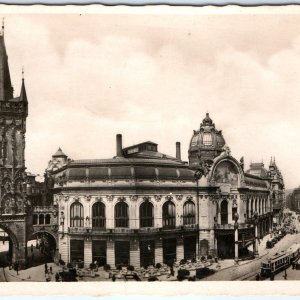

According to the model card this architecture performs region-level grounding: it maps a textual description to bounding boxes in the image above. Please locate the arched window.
[70,202,84,227]
[183,201,195,225]
[258,199,261,214]
[115,202,129,228]
[162,201,176,229]
[220,200,228,225]
[251,199,254,216]
[39,214,44,225]
[33,214,38,225]
[203,133,212,146]
[92,202,106,228]
[45,214,51,225]
[255,198,258,213]
[140,201,154,227]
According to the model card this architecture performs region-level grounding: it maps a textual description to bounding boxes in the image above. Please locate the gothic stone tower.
[0,28,29,265]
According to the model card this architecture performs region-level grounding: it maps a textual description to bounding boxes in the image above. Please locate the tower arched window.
[33,214,38,225]
[162,201,176,229]
[45,214,51,225]
[70,202,84,227]
[183,201,195,225]
[92,202,106,228]
[140,201,154,228]
[115,202,129,228]
[220,200,228,225]
[39,214,44,225]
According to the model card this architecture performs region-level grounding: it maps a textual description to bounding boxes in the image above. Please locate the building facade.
[0,28,30,265]
[46,114,276,268]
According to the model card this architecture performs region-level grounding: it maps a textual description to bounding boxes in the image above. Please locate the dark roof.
[53,148,67,157]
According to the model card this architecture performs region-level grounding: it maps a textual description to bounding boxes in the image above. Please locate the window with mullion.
[115,202,129,228]
[162,201,176,229]
[92,202,106,228]
[70,202,84,227]
[140,201,154,227]
[183,201,195,225]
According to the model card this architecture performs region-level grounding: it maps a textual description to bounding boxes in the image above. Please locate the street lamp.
[233,212,239,265]
[253,211,259,257]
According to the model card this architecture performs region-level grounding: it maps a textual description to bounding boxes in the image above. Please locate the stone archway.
[0,225,19,267]
[27,230,58,266]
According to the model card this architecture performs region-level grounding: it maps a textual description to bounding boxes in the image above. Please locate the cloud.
[3,13,300,188]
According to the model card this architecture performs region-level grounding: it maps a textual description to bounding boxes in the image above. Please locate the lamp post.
[194,170,202,258]
[234,212,239,265]
[253,211,259,257]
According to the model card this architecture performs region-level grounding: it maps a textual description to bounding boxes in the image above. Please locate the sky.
[2,9,300,189]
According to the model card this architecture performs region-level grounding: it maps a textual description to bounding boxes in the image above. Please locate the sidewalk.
[4,262,61,282]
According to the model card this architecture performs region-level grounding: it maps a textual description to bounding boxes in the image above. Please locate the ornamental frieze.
[106,195,114,202]
[130,195,138,201]
[165,195,173,201]
[84,195,91,202]
[186,195,193,201]
[175,195,183,201]
[95,196,102,202]
[142,196,150,202]
[154,195,162,202]
[118,196,126,202]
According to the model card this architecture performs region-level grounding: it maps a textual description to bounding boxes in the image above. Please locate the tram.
[260,243,300,278]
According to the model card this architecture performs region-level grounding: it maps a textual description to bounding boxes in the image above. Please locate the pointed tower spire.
[0,24,13,101]
[19,67,27,103]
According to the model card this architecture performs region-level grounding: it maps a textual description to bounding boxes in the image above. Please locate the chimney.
[116,134,123,157]
[176,142,181,160]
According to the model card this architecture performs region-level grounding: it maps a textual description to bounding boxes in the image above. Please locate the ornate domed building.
[46,113,283,268]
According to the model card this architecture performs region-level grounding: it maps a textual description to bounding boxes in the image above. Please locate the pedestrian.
[50,266,53,274]
[31,244,34,253]
[284,269,287,280]
[45,263,48,272]
[15,262,19,275]
[270,272,275,281]
[55,272,60,282]
[112,274,116,282]
[170,265,174,277]
[255,273,260,281]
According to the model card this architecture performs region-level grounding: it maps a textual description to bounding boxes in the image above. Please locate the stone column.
[155,239,163,265]
[130,240,140,267]
[107,240,115,267]
[176,237,184,261]
[84,239,92,268]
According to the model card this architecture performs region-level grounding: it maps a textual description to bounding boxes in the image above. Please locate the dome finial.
[22,66,24,80]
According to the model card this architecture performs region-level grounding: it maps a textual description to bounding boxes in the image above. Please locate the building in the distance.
[286,187,300,213]
[45,113,280,268]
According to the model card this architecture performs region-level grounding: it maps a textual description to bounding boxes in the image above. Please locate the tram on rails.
[260,243,300,278]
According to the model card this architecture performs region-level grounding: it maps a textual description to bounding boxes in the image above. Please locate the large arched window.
[255,198,258,213]
[140,201,154,227]
[92,202,106,228]
[220,200,228,225]
[162,201,176,229]
[183,201,195,225]
[70,202,84,227]
[251,199,254,216]
[115,202,129,228]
